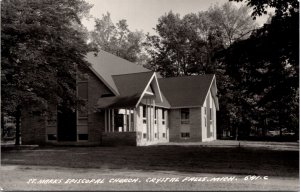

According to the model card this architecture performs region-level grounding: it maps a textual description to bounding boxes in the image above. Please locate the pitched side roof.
[113,72,154,97]
[97,72,154,108]
[97,95,140,109]
[158,75,215,108]
[154,92,171,108]
[85,50,150,95]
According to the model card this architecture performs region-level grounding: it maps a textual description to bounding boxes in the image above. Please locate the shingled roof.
[97,72,154,108]
[86,51,150,95]
[112,72,154,97]
[158,75,215,108]
[87,50,215,109]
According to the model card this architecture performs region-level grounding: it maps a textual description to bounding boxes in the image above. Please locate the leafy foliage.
[145,3,256,77]
[208,2,257,46]
[1,0,92,144]
[222,2,299,137]
[1,0,92,114]
[230,0,299,18]
[90,12,148,64]
[147,0,298,139]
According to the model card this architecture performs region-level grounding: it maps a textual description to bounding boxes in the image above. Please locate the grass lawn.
[1,141,299,191]
[1,141,299,177]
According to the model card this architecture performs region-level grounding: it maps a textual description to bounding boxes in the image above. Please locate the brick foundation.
[101,132,136,146]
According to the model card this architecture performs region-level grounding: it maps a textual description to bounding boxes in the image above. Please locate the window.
[204,117,207,127]
[162,108,166,125]
[143,133,147,139]
[181,108,190,124]
[130,113,134,131]
[78,73,89,81]
[154,107,157,124]
[162,133,166,138]
[181,132,190,138]
[47,114,56,126]
[210,108,212,120]
[78,102,88,118]
[142,105,146,118]
[142,105,147,124]
[155,133,157,138]
[78,81,88,118]
[78,82,88,100]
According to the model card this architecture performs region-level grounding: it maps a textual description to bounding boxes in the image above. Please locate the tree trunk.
[235,125,238,140]
[15,106,21,145]
[279,128,283,138]
[1,114,4,139]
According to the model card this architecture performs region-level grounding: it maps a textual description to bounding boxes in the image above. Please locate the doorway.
[57,106,77,141]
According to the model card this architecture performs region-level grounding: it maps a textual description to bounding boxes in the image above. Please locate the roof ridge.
[112,71,154,77]
[94,50,132,63]
[158,74,215,79]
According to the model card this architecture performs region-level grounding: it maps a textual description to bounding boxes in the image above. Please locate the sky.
[82,0,269,34]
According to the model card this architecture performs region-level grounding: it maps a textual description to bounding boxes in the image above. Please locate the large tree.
[90,12,147,63]
[145,2,256,77]
[144,3,256,139]
[222,0,299,138]
[208,2,257,46]
[1,0,92,144]
[144,11,224,77]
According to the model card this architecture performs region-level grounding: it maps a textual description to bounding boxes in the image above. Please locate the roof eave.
[88,66,120,96]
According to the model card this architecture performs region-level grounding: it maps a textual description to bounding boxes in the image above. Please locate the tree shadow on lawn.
[1,145,299,177]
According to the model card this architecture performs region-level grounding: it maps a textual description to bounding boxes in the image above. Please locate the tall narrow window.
[210,108,212,120]
[78,82,88,118]
[154,107,157,124]
[142,105,147,124]
[162,108,166,125]
[181,108,190,124]
[143,105,146,118]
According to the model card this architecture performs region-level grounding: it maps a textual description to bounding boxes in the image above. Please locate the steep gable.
[158,75,215,108]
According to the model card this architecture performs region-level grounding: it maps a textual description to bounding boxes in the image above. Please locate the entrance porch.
[101,97,169,146]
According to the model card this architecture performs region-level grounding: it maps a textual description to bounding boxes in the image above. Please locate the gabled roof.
[97,72,154,109]
[112,72,154,97]
[158,75,215,108]
[87,50,216,110]
[97,71,171,109]
[86,51,150,95]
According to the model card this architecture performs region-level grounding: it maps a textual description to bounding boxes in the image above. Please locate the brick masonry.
[86,70,112,144]
[102,132,136,146]
[169,108,203,142]
[21,69,113,146]
[21,69,216,145]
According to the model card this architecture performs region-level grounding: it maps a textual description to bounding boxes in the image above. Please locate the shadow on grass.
[1,145,299,177]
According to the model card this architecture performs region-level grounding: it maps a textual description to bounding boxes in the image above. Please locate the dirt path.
[0,165,298,191]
